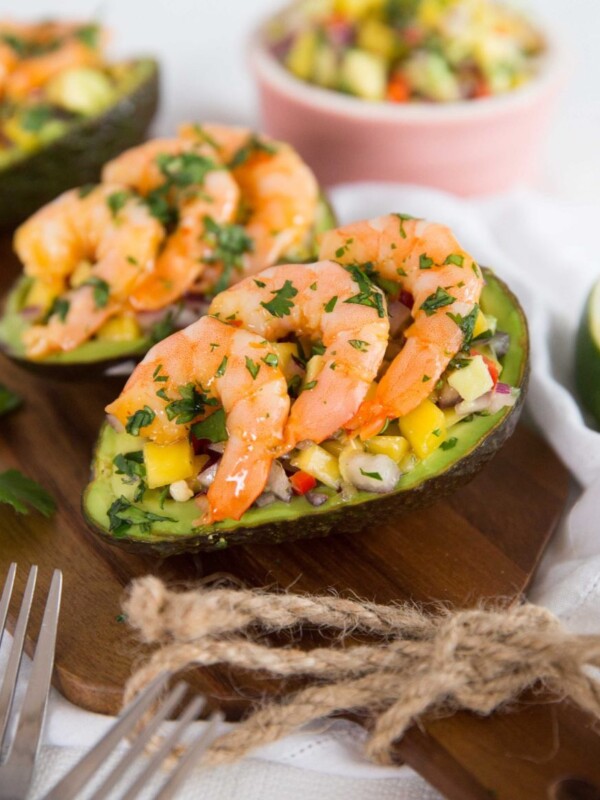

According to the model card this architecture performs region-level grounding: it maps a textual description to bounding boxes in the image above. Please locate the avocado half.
[0,193,337,378]
[0,59,159,228]
[83,269,529,556]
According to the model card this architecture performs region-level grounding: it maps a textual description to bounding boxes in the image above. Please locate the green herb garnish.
[349,339,370,351]
[165,384,215,425]
[229,134,277,168]
[440,437,458,451]
[191,407,229,443]
[359,468,382,480]
[125,406,155,436]
[260,280,298,318]
[0,470,56,517]
[0,384,21,416]
[83,276,110,309]
[107,496,175,538]
[113,451,146,482]
[245,357,260,380]
[420,287,456,316]
[444,253,464,267]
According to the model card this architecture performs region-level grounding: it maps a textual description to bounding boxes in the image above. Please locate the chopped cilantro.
[422,374,431,382]
[107,190,129,218]
[359,468,382,480]
[324,296,338,313]
[210,342,220,351]
[215,356,228,377]
[78,184,95,199]
[229,134,277,168]
[254,279,266,288]
[441,437,458,451]
[21,105,52,132]
[309,282,318,291]
[126,255,139,266]
[245,357,260,380]
[75,23,100,48]
[153,364,168,382]
[446,304,479,349]
[396,267,407,277]
[125,406,155,436]
[157,152,217,188]
[444,253,464,267]
[0,470,55,517]
[262,352,279,367]
[260,280,298,318]
[204,216,254,294]
[83,276,110,309]
[432,428,441,437]
[47,297,70,322]
[394,213,416,239]
[302,380,318,392]
[419,254,434,270]
[191,407,229,443]
[343,265,385,318]
[113,451,146,482]
[287,374,302,398]
[420,287,456,316]
[165,384,215,424]
[349,339,370,351]
[472,263,480,277]
[107,496,175,538]
[0,384,21,417]
[311,342,326,356]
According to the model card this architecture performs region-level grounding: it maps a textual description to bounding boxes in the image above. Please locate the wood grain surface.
[1,234,600,799]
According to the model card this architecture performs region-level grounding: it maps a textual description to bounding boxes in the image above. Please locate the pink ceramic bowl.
[249,23,566,196]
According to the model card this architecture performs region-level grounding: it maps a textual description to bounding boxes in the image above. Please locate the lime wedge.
[575,279,600,427]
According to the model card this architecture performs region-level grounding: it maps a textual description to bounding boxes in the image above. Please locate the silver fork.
[0,563,63,800]
[42,674,224,800]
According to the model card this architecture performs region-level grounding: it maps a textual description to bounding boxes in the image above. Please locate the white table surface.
[13,0,600,203]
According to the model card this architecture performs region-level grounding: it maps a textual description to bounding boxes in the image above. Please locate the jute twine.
[122,575,600,766]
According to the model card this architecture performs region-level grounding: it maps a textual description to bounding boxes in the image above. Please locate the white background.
[10,0,600,201]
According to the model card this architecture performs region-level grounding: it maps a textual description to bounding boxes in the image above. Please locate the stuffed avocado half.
[0,191,336,375]
[0,19,159,227]
[83,269,529,555]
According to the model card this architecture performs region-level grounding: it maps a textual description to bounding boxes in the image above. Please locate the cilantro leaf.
[75,23,101,48]
[21,105,52,132]
[419,254,434,270]
[107,496,175,539]
[245,357,260,380]
[343,265,386,318]
[113,451,146,482]
[126,406,155,436]
[262,352,279,367]
[83,276,110,309]
[394,213,417,239]
[156,152,218,188]
[440,437,458,451]
[215,356,228,377]
[203,216,254,295]
[444,253,465,267]
[165,384,215,425]
[191,407,229,443]
[349,339,370,351]
[229,134,277,168]
[0,384,21,416]
[260,280,298,318]
[359,468,382,480]
[0,470,56,517]
[420,287,456,316]
[446,304,479,349]
[107,190,129,218]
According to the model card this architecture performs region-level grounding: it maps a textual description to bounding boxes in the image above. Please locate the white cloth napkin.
[6,184,600,799]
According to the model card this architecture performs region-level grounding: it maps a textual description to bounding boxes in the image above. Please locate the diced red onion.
[306,491,329,507]
[388,300,412,337]
[20,306,42,322]
[495,382,511,395]
[255,492,276,508]
[456,392,493,416]
[198,461,219,489]
[488,388,519,414]
[266,460,292,502]
[208,442,226,454]
[106,414,125,433]
[437,384,461,408]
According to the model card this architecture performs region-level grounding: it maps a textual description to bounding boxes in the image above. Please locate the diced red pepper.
[400,290,414,309]
[403,25,423,46]
[473,77,491,99]
[387,74,410,103]
[290,470,317,495]
[471,349,499,387]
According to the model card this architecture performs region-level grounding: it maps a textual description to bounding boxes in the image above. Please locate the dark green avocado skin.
[0,59,159,228]
[82,270,530,556]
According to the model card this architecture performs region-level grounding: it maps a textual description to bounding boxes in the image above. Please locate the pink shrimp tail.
[345,399,390,441]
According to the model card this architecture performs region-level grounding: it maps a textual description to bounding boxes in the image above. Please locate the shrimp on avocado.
[7,124,329,364]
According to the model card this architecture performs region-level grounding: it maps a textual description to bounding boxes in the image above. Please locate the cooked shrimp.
[17,185,164,358]
[105,316,290,523]
[208,261,389,449]
[319,214,484,437]
[180,123,320,282]
[4,36,102,101]
[103,138,240,310]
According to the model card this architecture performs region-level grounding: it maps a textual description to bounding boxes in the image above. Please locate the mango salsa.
[97,315,142,342]
[144,439,195,489]
[291,444,341,489]
[398,399,446,460]
[365,435,409,462]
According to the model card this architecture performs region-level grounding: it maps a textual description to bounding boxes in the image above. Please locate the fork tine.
[2,569,62,798]
[151,710,224,800]
[119,694,206,800]
[87,681,189,800]
[0,563,17,651]
[42,672,171,800]
[0,565,37,751]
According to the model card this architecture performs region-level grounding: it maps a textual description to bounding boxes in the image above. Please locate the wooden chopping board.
[1,237,600,800]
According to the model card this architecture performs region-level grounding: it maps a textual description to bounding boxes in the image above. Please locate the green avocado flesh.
[83,269,529,555]
[0,59,159,228]
[0,194,336,372]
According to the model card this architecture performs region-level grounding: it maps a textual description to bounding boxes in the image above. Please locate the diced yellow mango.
[273,342,299,379]
[193,454,210,474]
[335,0,383,19]
[365,435,409,462]
[447,355,493,402]
[357,18,397,60]
[305,354,325,384]
[286,31,319,80]
[4,116,39,151]
[97,315,142,342]
[70,260,93,288]
[290,444,341,489]
[443,407,463,429]
[398,399,446,460]
[321,439,345,458]
[472,309,489,339]
[25,280,58,312]
[144,439,195,489]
